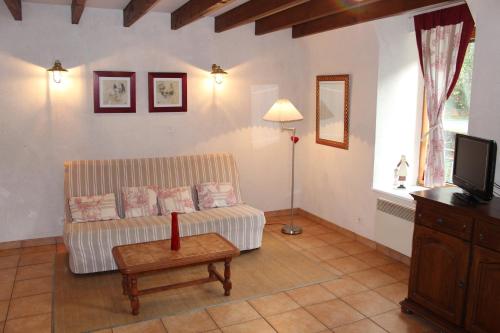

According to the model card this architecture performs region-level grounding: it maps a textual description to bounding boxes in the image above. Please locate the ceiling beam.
[4,0,21,21]
[215,0,307,33]
[255,0,379,35]
[123,0,161,27]
[171,0,233,30]
[292,0,453,38]
[71,0,86,24]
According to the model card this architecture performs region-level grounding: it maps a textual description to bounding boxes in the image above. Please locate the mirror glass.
[316,75,349,149]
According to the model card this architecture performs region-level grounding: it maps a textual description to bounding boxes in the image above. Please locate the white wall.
[296,22,380,239]
[373,17,423,190]
[295,15,424,242]
[467,0,500,183]
[297,0,500,245]
[1,0,498,251]
[0,3,303,242]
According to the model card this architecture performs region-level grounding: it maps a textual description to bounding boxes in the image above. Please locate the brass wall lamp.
[47,60,68,83]
[211,64,227,84]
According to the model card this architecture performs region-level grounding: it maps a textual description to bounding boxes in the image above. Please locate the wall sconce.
[47,60,68,83]
[211,64,227,84]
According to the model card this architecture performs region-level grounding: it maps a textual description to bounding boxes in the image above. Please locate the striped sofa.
[63,153,266,274]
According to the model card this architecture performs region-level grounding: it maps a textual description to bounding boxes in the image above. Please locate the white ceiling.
[23,0,248,15]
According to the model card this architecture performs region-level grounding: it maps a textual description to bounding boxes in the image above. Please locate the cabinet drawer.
[415,203,473,240]
[475,219,500,252]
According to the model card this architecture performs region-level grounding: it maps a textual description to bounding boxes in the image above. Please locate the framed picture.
[93,71,136,113]
[148,72,187,112]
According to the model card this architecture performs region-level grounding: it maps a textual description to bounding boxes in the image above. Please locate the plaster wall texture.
[0,2,304,241]
[0,0,498,251]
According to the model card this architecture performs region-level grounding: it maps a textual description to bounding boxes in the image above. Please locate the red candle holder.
[171,212,180,251]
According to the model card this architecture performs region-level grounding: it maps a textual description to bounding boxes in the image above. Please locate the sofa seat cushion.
[64,204,265,274]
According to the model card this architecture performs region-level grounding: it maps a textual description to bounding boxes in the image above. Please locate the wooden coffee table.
[112,233,240,315]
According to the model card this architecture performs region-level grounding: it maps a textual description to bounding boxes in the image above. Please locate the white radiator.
[375,198,415,257]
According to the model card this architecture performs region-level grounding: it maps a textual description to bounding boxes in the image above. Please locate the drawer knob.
[458,281,465,289]
[479,234,485,241]
[462,224,467,230]
[436,218,444,225]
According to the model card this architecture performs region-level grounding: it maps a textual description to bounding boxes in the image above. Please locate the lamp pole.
[281,125,301,235]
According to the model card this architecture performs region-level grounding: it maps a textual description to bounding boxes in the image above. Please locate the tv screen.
[453,134,497,201]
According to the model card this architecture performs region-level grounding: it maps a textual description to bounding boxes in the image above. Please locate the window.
[418,39,475,185]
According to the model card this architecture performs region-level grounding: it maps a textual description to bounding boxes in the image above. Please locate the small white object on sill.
[395,155,410,189]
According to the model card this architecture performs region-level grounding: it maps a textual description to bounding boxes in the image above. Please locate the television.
[452,134,497,202]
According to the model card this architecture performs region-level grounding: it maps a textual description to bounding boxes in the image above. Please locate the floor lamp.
[263,99,304,235]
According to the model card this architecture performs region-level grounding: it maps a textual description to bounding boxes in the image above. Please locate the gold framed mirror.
[316,75,350,149]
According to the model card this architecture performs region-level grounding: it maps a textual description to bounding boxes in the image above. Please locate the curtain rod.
[408,0,466,17]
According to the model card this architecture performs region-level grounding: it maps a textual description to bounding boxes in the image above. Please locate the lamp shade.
[263,99,303,123]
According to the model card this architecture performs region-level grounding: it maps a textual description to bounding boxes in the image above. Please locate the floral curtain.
[414,4,474,187]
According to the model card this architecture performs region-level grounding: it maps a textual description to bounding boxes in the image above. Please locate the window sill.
[373,185,429,204]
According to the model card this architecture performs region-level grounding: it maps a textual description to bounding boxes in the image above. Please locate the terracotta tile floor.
[0,236,63,333]
[0,217,439,333]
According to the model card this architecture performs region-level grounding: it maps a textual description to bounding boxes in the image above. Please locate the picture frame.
[316,74,350,150]
[148,72,187,113]
[93,71,136,113]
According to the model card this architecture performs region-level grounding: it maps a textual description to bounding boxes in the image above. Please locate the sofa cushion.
[158,186,196,215]
[122,186,159,218]
[69,193,119,223]
[64,204,265,274]
[196,182,238,210]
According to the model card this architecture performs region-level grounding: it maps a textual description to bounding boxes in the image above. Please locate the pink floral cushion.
[157,186,196,215]
[196,182,238,210]
[122,186,159,218]
[69,193,119,223]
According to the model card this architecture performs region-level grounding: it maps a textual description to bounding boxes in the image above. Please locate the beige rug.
[53,232,336,333]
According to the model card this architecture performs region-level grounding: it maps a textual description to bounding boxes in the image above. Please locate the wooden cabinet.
[409,225,469,325]
[401,188,500,333]
[466,246,500,333]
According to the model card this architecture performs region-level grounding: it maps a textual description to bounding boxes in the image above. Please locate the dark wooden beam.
[292,0,452,38]
[71,0,86,24]
[123,0,161,27]
[255,0,379,35]
[215,0,307,33]
[171,0,233,30]
[4,0,21,21]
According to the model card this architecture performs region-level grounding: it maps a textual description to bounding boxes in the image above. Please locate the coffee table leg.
[208,263,215,280]
[129,276,140,315]
[122,275,129,295]
[223,258,232,296]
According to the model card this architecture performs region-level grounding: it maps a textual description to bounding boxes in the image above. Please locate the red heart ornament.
[290,136,300,143]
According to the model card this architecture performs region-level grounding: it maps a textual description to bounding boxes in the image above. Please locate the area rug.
[53,232,337,333]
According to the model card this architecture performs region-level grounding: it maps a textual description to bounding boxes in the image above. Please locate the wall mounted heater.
[375,198,415,257]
